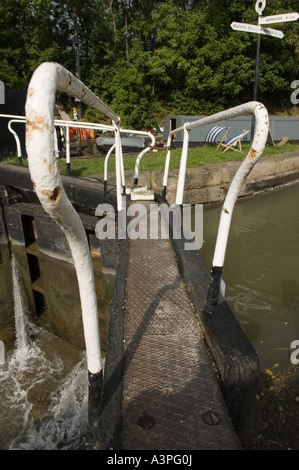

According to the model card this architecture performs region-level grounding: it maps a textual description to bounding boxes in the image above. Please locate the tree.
[0,0,298,127]
[0,0,68,88]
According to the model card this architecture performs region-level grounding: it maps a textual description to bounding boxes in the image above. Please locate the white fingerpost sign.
[259,12,299,25]
[255,0,266,15]
[231,22,284,38]
[231,0,284,40]
[231,0,298,103]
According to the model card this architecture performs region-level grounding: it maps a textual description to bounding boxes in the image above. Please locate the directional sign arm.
[260,26,284,38]
[259,12,299,25]
[230,22,284,38]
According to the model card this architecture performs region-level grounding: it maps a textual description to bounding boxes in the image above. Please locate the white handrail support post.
[176,125,190,206]
[25,62,121,438]
[207,102,269,307]
[212,104,268,267]
[104,143,116,199]
[8,120,23,164]
[53,128,59,161]
[113,121,124,210]
[162,126,184,199]
[65,126,71,176]
[133,131,156,186]
[162,102,269,307]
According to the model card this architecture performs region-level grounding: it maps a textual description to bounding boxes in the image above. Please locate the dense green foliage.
[0,0,298,128]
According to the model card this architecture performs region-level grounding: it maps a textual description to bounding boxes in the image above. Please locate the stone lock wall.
[129,150,299,205]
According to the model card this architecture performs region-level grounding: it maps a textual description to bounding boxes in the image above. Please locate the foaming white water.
[11,253,31,358]
[0,254,89,450]
[0,332,88,450]
[9,355,88,450]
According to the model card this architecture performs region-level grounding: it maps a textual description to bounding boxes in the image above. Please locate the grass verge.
[2,143,299,177]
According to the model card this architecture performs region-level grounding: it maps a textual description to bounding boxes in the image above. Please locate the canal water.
[200,182,299,372]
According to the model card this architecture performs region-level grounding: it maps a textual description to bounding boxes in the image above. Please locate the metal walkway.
[120,202,241,450]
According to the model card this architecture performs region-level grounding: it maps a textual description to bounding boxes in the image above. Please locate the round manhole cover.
[137,413,156,429]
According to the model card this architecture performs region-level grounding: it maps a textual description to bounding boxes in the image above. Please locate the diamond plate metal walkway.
[120,202,241,450]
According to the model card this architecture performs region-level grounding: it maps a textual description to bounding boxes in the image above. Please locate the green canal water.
[200,182,299,372]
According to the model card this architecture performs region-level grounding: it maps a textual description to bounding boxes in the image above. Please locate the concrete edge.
[169,229,259,448]
[97,213,130,450]
[101,150,299,205]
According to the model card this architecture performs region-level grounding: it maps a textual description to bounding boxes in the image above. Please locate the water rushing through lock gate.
[0,255,89,450]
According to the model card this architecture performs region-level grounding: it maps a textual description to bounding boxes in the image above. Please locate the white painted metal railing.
[132,130,156,185]
[1,114,156,192]
[54,119,116,177]
[0,114,28,164]
[8,119,24,164]
[163,102,269,307]
[103,129,156,193]
[0,113,117,174]
[24,61,123,435]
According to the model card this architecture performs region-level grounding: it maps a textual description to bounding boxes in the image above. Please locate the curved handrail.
[0,115,28,166]
[133,130,156,186]
[1,113,116,132]
[162,101,269,308]
[6,117,62,165]
[207,103,269,307]
[2,114,156,194]
[104,143,116,198]
[162,102,268,203]
[211,104,268,263]
[25,61,122,434]
[55,120,115,177]
[163,102,269,307]
[102,129,156,191]
[2,113,117,176]
[8,119,23,163]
